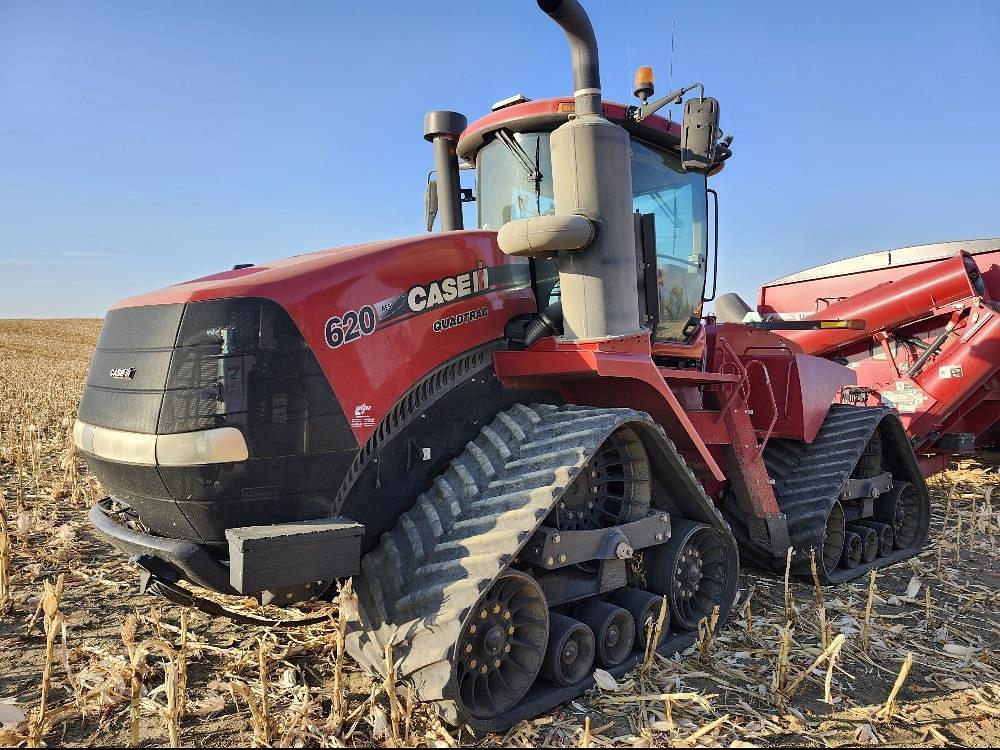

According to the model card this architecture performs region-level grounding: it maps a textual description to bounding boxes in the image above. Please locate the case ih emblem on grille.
[109,367,136,379]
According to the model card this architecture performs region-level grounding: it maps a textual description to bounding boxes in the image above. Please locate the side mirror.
[680,97,720,171]
[424,177,439,232]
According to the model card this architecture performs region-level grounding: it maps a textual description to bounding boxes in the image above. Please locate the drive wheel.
[453,570,548,719]
[548,426,650,531]
[645,519,732,630]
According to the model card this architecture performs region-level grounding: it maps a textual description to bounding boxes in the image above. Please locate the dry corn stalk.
[579,715,591,747]
[876,652,914,720]
[771,620,793,697]
[642,596,668,671]
[782,547,795,626]
[0,504,11,616]
[257,637,272,746]
[330,577,355,730]
[809,548,829,649]
[385,641,401,747]
[862,569,877,653]
[784,633,846,700]
[696,605,720,659]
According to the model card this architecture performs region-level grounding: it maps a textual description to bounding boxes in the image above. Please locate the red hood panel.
[111,230,537,447]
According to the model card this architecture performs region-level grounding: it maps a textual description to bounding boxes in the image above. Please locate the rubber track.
[764,404,927,583]
[344,403,666,724]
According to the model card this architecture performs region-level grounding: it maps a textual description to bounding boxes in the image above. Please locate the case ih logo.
[109,367,136,380]
[406,267,489,313]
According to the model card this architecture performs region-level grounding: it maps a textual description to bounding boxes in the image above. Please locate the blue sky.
[1,0,997,317]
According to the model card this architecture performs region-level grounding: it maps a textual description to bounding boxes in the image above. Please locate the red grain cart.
[750,239,1000,476]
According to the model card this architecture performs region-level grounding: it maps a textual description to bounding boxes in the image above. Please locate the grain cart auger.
[721,239,1000,477]
[75,0,929,730]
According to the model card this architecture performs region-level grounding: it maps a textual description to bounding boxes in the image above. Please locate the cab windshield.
[477,132,708,342]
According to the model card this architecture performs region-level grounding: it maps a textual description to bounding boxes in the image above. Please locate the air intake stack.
[501,0,642,340]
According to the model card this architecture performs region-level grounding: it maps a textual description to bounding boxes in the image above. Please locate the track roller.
[453,571,549,719]
[859,520,894,557]
[541,614,595,686]
[847,524,879,563]
[840,531,862,569]
[875,481,921,550]
[646,518,732,630]
[609,586,668,650]
[573,600,635,668]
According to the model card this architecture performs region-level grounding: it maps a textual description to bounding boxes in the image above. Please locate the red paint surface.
[460,97,682,155]
[116,231,536,447]
[758,249,1000,461]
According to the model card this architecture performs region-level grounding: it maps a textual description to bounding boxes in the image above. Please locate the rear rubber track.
[764,404,931,583]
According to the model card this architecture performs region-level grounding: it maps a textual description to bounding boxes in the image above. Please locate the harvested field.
[1,318,997,747]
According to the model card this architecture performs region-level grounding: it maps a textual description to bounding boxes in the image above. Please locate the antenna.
[667,19,676,120]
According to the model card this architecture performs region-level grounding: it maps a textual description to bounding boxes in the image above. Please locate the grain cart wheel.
[573,599,635,668]
[875,481,921,550]
[541,614,596,686]
[610,587,668,650]
[852,430,883,479]
[453,570,548,719]
[822,501,847,575]
[548,426,651,531]
[645,519,732,630]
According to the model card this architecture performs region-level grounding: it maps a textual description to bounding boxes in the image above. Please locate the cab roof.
[458,96,723,174]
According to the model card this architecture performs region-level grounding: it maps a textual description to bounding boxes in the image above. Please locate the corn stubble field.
[0,318,998,748]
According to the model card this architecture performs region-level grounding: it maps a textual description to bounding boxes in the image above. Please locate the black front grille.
[79,298,359,544]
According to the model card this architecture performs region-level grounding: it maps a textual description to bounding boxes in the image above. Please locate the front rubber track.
[345,403,738,731]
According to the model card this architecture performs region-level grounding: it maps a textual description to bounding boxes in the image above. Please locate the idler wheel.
[645,519,731,631]
[573,599,635,667]
[840,531,862,569]
[847,524,879,563]
[859,520,894,557]
[609,586,668,650]
[453,570,548,719]
[541,614,595,686]
[875,481,920,550]
[822,501,847,575]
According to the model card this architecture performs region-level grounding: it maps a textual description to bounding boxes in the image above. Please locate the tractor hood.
[100,230,536,450]
[114,231,503,311]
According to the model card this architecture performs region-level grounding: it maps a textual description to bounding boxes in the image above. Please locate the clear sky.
[2,0,998,318]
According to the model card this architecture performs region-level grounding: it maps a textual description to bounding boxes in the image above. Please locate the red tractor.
[75,0,931,730]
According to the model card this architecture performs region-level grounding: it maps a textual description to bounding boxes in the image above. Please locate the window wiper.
[496,129,543,183]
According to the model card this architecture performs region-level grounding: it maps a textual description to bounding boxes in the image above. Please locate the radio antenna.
[668,19,676,119]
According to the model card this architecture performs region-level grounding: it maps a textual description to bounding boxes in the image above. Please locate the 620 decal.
[325,305,378,349]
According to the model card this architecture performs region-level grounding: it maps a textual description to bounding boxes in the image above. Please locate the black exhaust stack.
[537,0,602,116]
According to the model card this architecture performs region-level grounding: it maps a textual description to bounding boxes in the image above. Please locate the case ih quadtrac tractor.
[76,0,932,730]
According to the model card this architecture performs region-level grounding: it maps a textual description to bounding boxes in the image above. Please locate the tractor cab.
[447,96,726,350]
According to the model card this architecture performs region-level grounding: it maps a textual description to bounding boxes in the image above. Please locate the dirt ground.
[0,318,997,747]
